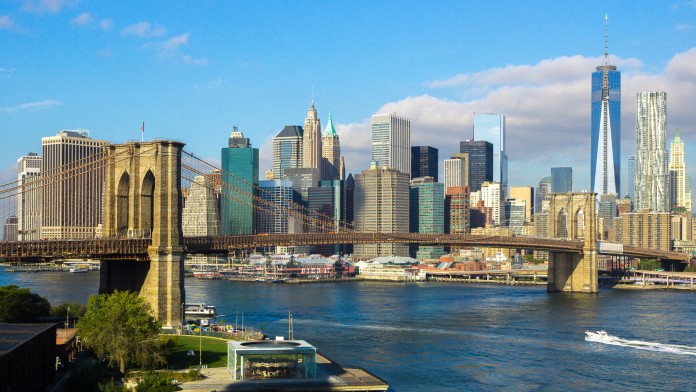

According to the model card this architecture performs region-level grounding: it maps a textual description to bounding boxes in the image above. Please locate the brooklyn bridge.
[0,140,689,327]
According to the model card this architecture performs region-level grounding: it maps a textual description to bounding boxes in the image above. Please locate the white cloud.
[181,54,208,66]
[0,99,62,114]
[121,21,166,37]
[0,15,15,30]
[21,0,79,13]
[0,163,15,183]
[161,33,188,53]
[71,12,91,26]
[99,18,112,30]
[676,23,694,31]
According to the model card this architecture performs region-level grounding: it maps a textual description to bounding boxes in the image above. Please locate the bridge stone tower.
[100,141,185,327]
[547,192,598,293]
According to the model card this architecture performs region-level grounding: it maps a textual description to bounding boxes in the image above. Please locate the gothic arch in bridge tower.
[117,171,130,237]
[140,170,155,238]
[556,208,568,238]
[575,208,585,239]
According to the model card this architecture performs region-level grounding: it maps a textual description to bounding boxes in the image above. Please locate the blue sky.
[2,0,696,194]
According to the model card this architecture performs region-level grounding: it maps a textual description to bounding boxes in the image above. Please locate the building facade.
[410,146,438,181]
[474,114,507,198]
[272,126,303,180]
[257,179,297,235]
[303,102,322,171]
[504,199,526,235]
[669,129,689,211]
[221,129,259,235]
[613,210,671,251]
[321,113,342,181]
[481,181,502,226]
[635,91,669,212]
[536,177,552,215]
[509,186,534,222]
[627,155,636,205]
[551,167,573,193]
[459,140,493,192]
[445,186,470,235]
[182,175,220,237]
[17,152,42,241]
[409,177,445,259]
[371,114,411,175]
[41,130,106,239]
[444,155,468,191]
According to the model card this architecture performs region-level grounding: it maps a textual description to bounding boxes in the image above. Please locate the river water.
[2,271,696,391]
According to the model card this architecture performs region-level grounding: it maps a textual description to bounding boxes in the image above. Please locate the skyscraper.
[41,130,106,239]
[509,186,534,222]
[303,102,322,170]
[409,177,445,259]
[669,129,688,211]
[459,140,493,192]
[627,155,636,205]
[272,125,303,180]
[371,113,411,175]
[321,113,341,181]
[17,152,42,241]
[445,186,470,235]
[257,179,296,235]
[474,114,507,198]
[591,16,621,196]
[635,91,669,212]
[481,181,501,226]
[411,146,438,181]
[551,167,573,193]
[444,154,468,191]
[536,176,552,213]
[182,175,220,237]
[221,128,259,235]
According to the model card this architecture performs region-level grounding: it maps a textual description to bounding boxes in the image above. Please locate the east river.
[3,271,696,391]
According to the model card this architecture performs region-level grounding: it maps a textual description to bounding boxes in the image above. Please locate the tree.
[0,285,50,322]
[51,301,87,319]
[77,291,166,373]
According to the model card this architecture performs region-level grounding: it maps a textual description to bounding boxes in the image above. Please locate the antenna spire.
[604,14,609,66]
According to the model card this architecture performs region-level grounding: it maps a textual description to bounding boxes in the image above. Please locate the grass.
[166,335,229,369]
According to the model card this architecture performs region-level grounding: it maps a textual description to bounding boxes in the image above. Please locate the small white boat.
[585,330,610,342]
[184,303,217,318]
[69,267,88,273]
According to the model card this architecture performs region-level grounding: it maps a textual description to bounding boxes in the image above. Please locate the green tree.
[77,291,165,373]
[0,285,50,322]
[51,301,87,319]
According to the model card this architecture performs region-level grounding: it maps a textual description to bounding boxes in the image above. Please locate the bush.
[0,285,50,322]
[135,372,181,392]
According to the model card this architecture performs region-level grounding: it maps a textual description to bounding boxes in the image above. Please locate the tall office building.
[536,177,552,214]
[221,128,259,235]
[41,130,106,239]
[272,125,303,180]
[182,175,220,237]
[481,181,502,226]
[303,101,322,170]
[371,114,411,175]
[17,152,42,241]
[3,216,17,241]
[551,167,573,193]
[284,168,321,206]
[411,146,438,181]
[444,154,468,191]
[504,199,526,235]
[459,140,493,192]
[591,16,621,196]
[445,186,470,235]
[409,177,445,259]
[627,155,636,205]
[474,114,507,198]
[669,129,688,211]
[635,91,669,212]
[321,113,342,181]
[354,163,410,259]
[308,179,351,255]
[257,179,297,235]
[509,186,534,222]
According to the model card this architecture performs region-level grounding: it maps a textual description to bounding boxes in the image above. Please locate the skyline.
[2,1,696,193]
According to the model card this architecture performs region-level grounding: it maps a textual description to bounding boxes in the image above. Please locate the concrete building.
[627,155,636,204]
[221,128,259,235]
[613,210,671,251]
[551,167,572,193]
[509,186,534,222]
[371,113,411,175]
[474,114,507,198]
[321,113,342,181]
[536,176,552,214]
[669,129,689,211]
[303,102,322,171]
[444,154,468,191]
[17,152,42,241]
[598,194,617,239]
[445,186,470,235]
[591,19,621,197]
[409,177,445,259]
[3,216,17,241]
[616,197,632,215]
[471,226,514,259]
[635,91,669,212]
[671,213,692,242]
[354,163,410,259]
[411,146,438,181]
[182,175,220,237]
[504,199,526,235]
[41,130,106,239]
[284,168,322,206]
[481,181,502,226]
[459,140,493,192]
[272,125,303,180]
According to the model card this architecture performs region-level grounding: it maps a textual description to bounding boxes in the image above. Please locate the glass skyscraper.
[591,18,621,196]
[459,140,493,192]
[411,146,438,181]
[221,129,259,235]
[371,114,411,175]
[473,114,507,198]
[551,167,572,193]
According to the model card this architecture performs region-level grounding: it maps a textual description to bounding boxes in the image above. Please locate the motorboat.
[184,303,217,318]
[69,267,88,273]
[585,330,611,342]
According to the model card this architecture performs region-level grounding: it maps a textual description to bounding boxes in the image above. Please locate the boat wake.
[586,331,696,356]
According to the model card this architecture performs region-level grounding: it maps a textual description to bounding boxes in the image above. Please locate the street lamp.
[66,305,71,330]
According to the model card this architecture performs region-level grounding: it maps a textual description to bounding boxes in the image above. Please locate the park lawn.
[167,335,229,369]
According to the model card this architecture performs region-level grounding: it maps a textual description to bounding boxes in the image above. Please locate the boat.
[184,303,217,318]
[192,270,223,279]
[69,267,88,273]
[585,330,610,342]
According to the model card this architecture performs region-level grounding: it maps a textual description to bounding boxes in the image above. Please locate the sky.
[2,0,696,196]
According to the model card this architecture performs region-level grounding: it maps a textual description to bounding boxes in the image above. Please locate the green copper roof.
[674,128,682,143]
[323,112,338,137]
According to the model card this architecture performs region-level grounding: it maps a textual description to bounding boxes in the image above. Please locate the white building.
[371,113,411,175]
[669,129,690,211]
[481,181,501,225]
[303,101,322,171]
[444,156,467,191]
[17,152,42,241]
[635,92,669,212]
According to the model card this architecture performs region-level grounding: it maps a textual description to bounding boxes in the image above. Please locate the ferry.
[69,267,89,273]
[184,303,217,318]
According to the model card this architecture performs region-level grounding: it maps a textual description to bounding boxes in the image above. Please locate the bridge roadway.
[0,233,689,262]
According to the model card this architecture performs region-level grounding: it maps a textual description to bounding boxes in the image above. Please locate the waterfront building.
[504,199,526,235]
[41,130,106,239]
[445,186,470,235]
[409,177,445,259]
[635,91,669,212]
[551,167,572,193]
[509,186,534,222]
[459,140,493,192]
[536,177,552,214]
[272,125,303,180]
[371,113,411,175]
[321,113,342,181]
[17,152,42,241]
[221,128,259,235]
[411,146,438,181]
[613,209,671,250]
[444,154,468,191]
[627,155,636,204]
[669,129,689,211]
[474,114,507,198]
[481,181,502,226]
[303,101,322,171]
[354,163,410,259]
[591,16,621,196]
[3,216,17,241]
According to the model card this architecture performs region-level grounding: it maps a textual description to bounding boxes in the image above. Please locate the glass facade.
[551,167,572,193]
[410,179,445,259]
[410,146,438,181]
[459,140,493,192]
[221,146,258,235]
[474,114,507,197]
[591,66,621,195]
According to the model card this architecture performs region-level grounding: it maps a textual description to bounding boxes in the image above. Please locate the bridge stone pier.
[100,141,185,327]
[547,192,598,293]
